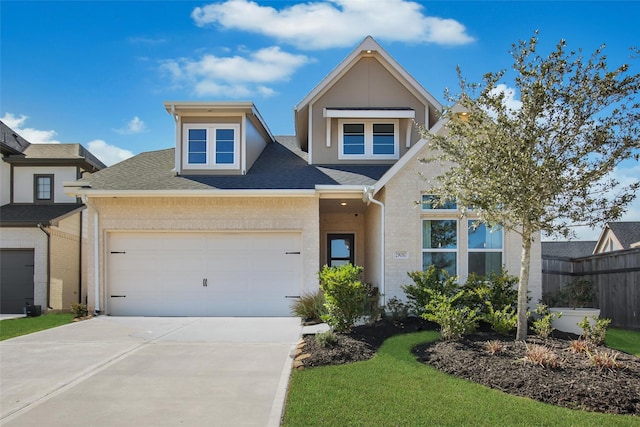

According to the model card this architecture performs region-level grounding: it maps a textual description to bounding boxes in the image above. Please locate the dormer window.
[182,124,239,169]
[338,119,399,160]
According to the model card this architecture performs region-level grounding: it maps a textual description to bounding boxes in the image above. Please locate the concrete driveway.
[0,316,302,426]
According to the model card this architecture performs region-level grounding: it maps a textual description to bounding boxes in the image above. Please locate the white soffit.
[323,108,416,119]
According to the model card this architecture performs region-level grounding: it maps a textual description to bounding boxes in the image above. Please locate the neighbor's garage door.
[107,232,302,316]
[0,249,35,314]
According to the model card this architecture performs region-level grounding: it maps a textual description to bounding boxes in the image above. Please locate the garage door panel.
[108,232,301,316]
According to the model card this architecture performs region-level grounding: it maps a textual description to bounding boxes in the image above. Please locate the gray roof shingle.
[80,137,392,191]
[607,221,640,249]
[542,241,597,258]
[0,204,85,227]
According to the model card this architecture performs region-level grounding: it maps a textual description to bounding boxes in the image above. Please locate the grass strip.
[283,330,639,426]
[0,313,75,341]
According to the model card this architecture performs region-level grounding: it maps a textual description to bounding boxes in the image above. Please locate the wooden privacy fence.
[542,248,640,330]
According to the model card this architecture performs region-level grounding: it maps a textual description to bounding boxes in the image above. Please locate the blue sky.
[2,0,638,239]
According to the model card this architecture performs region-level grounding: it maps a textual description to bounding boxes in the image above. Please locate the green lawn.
[606,328,640,356]
[283,330,640,426]
[0,313,75,341]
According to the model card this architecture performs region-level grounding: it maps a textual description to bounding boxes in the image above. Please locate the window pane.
[373,123,394,134]
[372,123,395,155]
[423,252,457,277]
[215,153,234,164]
[331,238,351,258]
[188,129,207,164]
[189,153,207,164]
[343,123,365,155]
[189,129,206,141]
[422,194,457,210]
[468,252,502,276]
[36,176,51,200]
[215,128,234,164]
[468,222,503,249]
[423,220,457,249]
[216,128,234,141]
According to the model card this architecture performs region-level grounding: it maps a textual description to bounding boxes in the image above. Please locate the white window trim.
[182,124,240,170]
[421,218,459,277]
[338,119,399,160]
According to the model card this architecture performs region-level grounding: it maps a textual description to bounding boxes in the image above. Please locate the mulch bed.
[297,319,640,416]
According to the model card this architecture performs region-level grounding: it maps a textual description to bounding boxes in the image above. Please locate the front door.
[327,234,354,267]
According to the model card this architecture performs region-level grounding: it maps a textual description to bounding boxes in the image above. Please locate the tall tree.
[420,33,640,340]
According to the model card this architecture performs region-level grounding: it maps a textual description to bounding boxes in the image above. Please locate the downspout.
[81,196,101,315]
[78,210,83,304]
[363,186,385,306]
[37,223,53,309]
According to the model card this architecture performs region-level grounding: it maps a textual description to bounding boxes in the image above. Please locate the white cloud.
[87,140,134,166]
[161,46,309,97]
[114,116,148,135]
[1,113,62,144]
[191,0,475,49]
[489,84,523,113]
[1,113,133,166]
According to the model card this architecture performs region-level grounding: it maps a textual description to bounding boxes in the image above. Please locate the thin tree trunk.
[516,228,532,341]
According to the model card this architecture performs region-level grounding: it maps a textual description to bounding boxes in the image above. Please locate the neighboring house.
[65,36,542,317]
[0,121,106,313]
[593,221,640,253]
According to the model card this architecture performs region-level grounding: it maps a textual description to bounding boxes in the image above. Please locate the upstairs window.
[34,174,53,203]
[183,124,240,169]
[338,119,398,160]
[421,194,457,210]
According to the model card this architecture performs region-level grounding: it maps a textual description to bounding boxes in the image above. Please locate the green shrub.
[385,297,409,322]
[318,264,367,332]
[70,303,88,318]
[422,290,479,340]
[484,302,517,335]
[531,304,561,338]
[290,290,326,323]
[315,330,338,347]
[402,265,458,316]
[545,279,598,308]
[578,316,611,346]
[460,269,518,315]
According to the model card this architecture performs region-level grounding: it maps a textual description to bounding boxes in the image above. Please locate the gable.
[294,36,441,155]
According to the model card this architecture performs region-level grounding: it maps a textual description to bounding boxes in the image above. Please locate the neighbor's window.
[339,120,398,159]
[421,194,457,210]
[422,219,458,277]
[183,124,240,169]
[34,174,53,203]
[468,221,503,275]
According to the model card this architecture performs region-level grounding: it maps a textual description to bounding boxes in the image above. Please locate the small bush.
[578,316,611,346]
[70,303,88,318]
[461,269,519,315]
[587,350,622,371]
[315,330,338,348]
[484,340,506,355]
[385,297,409,322]
[484,302,517,335]
[318,264,367,332]
[403,265,458,316]
[290,290,326,323]
[423,290,479,341]
[523,343,561,368]
[531,304,561,338]
[568,339,592,354]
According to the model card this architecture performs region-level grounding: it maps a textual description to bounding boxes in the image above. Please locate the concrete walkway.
[0,316,302,427]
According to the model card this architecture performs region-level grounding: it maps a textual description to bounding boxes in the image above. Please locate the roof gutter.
[64,185,317,198]
[363,185,385,306]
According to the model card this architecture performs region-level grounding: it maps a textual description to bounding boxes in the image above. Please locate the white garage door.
[107,232,302,316]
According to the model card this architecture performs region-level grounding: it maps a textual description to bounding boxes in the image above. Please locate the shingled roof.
[0,120,30,154]
[541,241,597,258]
[0,204,85,227]
[79,137,392,191]
[606,221,640,249]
